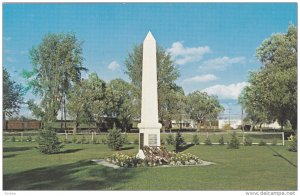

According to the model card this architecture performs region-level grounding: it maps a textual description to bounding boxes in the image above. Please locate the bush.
[123,134,129,144]
[258,140,266,146]
[101,138,107,144]
[288,134,297,152]
[72,136,77,143]
[107,128,125,151]
[26,135,32,142]
[11,136,16,142]
[37,128,63,154]
[175,131,185,151]
[223,124,233,130]
[228,132,240,149]
[244,135,252,146]
[63,138,71,144]
[218,136,225,145]
[192,134,200,145]
[166,134,175,145]
[81,136,87,144]
[204,137,212,145]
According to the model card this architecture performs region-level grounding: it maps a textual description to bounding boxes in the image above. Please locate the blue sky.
[3,3,297,119]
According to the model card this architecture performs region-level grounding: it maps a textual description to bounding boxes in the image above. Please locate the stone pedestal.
[136,31,162,159]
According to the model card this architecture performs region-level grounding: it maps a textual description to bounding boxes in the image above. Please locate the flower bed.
[106,146,203,168]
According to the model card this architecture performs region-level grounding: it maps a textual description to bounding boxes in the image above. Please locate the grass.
[3,138,297,190]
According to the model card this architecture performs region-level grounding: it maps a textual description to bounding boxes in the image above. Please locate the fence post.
[91,131,94,144]
[282,132,285,146]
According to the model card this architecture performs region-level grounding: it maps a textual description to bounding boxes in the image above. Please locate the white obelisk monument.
[137,31,162,159]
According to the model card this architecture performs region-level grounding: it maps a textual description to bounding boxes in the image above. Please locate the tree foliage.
[22,33,87,126]
[37,128,63,154]
[3,68,24,119]
[107,127,125,151]
[124,44,180,128]
[186,91,224,131]
[239,25,297,130]
[107,79,136,131]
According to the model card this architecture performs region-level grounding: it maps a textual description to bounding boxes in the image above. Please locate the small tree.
[205,137,212,145]
[107,127,125,151]
[175,131,185,152]
[166,134,175,145]
[228,132,240,149]
[218,136,225,145]
[37,128,63,154]
[192,134,200,145]
[244,135,253,146]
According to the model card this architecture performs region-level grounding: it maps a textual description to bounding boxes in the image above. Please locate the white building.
[218,119,242,129]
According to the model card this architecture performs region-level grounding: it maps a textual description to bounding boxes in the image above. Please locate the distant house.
[218,119,242,129]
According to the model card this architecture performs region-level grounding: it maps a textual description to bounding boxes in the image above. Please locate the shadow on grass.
[3,154,16,158]
[58,149,83,154]
[3,160,138,190]
[120,146,135,150]
[3,147,32,152]
[177,144,194,152]
[267,146,297,168]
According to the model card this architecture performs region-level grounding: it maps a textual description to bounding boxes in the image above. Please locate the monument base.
[136,122,161,159]
[136,150,146,159]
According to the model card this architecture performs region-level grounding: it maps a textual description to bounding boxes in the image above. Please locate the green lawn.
[3,139,297,190]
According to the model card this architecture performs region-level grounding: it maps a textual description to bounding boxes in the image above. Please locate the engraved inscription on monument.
[148,134,157,146]
[140,133,144,149]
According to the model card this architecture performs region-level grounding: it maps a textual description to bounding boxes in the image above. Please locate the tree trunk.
[197,121,201,132]
[259,123,262,132]
[250,123,254,132]
[63,97,67,133]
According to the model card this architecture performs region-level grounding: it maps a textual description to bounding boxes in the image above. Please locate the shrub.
[133,138,139,145]
[26,136,32,142]
[123,134,129,144]
[11,136,16,142]
[175,131,185,151]
[204,137,212,145]
[288,134,297,152]
[63,138,71,144]
[223,124,233,130]
[166,134,175,145]
[81,136,87,144]
[107,128,125,151]
[258,140,266,146]
[228,132,240,149]
[72,136,77,143]
[244,135,252,146]
[192,134,200,145]
[101,138,107,144]
[218,136,225,145]
[37,128,63,154]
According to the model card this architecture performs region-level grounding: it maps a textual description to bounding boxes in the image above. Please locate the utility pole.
[227,105,232,127]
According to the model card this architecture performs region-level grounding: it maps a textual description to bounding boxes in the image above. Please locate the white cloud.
[203,82,248,100]
[199,56,245,71]
[107,61,120,71]
[183,74,218,83]
[167,41,211,65]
